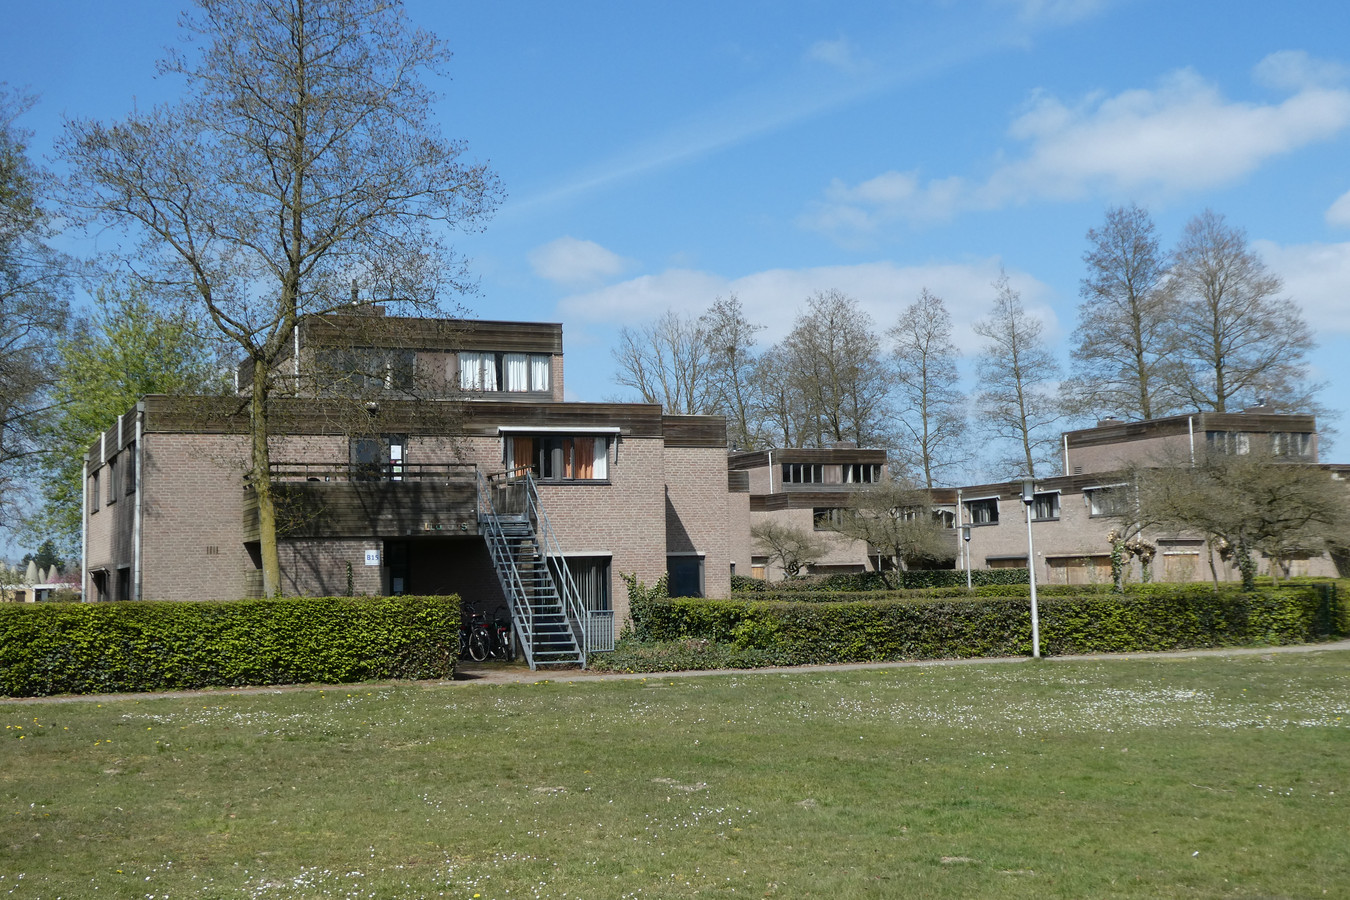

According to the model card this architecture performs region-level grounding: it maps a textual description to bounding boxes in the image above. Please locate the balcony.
[244,462,479,540]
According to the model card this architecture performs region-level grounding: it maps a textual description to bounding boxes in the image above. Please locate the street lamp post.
[1021,478,1041,659]
[961,524,972,591]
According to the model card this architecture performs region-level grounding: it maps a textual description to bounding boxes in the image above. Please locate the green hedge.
[0,595,459,697]
[732,568,1029,595]
[606,584,1343,672]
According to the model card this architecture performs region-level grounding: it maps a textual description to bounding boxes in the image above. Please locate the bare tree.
[751,344,809,448]
[61,0,501,596]
[974,272,1062,478]
[1065,204,1182,421]
[1132,448,1350,590]
[612,310,715,414]
[751,520,827,579]
[888,289,966,487]
[780,289,890,448]
[0,89,69,525]
[699,294,764,449]
[1170,210,1316,413]
[831,479,954,585]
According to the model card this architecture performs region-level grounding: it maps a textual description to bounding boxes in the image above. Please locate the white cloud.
[1253,239,1350,336]
[557,259,1061,353]
[1253,50,1350,91]
[1326,189,1350,227]
[806,37,865,74]
[528,236,629,286]
[804,55,1350,235]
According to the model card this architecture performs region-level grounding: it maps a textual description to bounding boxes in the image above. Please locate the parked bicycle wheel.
[467,626,490,661]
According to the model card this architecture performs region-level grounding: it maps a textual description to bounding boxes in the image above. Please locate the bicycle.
[491,606,514,662]
[459,605,492,661]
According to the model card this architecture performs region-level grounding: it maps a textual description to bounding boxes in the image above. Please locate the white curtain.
[592,436,608,479]
[504,353,529,391]
[531,354,551,392]
[459,352,483,390]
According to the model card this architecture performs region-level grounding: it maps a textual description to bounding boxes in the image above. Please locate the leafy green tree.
[28,282,228,552]
[0,89,69,525]
[20,539,63,573]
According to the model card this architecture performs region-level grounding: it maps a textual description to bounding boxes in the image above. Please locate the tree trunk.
[251,358,281,597]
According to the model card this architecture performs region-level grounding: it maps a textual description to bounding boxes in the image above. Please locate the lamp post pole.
[1021,478,1041,659]
[962,524,972,591]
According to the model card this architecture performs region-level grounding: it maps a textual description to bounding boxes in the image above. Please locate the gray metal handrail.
[518,471,589,666]
[476,469,538,670]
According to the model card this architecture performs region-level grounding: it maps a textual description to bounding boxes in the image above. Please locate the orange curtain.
[571,437,594,479]
[511,437,535,475]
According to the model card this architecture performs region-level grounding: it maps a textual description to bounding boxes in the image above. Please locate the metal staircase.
[477,469,588,669]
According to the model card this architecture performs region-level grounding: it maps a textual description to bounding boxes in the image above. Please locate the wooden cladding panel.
[302,315,563,354]
[662,415,727,448]
[269,481,479,539]
[729,447,889,469]
[142,395,667,439]
[1065,412,1317,449]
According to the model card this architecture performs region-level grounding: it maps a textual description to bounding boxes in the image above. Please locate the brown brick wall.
[139,432,253,601]
[663,445,734,598]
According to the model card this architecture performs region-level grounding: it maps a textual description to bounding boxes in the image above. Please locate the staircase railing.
[476,469,538,670]
[517,471,589,667]
[477,467,588,668]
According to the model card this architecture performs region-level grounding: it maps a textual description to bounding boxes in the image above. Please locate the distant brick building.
[944,411,1340,585]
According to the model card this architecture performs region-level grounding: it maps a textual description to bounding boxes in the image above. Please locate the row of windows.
[460,352,552,393]
[963,488,1125,525]
[315,349,554,395]
[1206,430,1314,459]
[813,506,957,531]
[345,433,612,483]
[88,444,136,513]
[781,463,883,484]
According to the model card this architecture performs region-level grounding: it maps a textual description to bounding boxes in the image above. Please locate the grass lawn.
[3,650,1348,898]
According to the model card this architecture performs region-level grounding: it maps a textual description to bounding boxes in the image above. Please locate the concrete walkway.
[6,639,1349,703]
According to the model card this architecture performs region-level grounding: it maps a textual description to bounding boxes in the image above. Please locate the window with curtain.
[549,555,611,611]
[530,354,551,392]
[503,353,529,391]
[461,351,550,392]
[505,434,609,481]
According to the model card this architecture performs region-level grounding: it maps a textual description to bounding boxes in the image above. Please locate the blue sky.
[5,0,1350,459]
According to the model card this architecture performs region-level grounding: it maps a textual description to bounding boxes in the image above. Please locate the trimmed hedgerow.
[0,595,459,697]
[731,568,1030,594]
[602,584,1343,672]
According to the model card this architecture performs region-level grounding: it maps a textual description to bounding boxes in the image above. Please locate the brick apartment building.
[736,410,1340,585]
[945,410,1341,585]
[728,445,898,580]
[82,312,748,666]
[81,309,1342,664]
